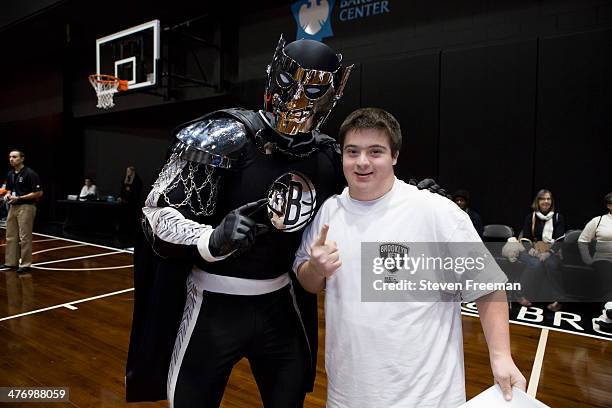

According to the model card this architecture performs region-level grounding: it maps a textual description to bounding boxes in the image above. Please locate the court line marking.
[32,243,87,255]
[0,288,134,322]
[32,251,125,266]
[0,227,134,254]
[0,244,91,271]
[33,265,133,271]
[0,244,90,269]
[0,229,134,272]
[63,304,78,310]
[0,238,59,247]
[32,231,134,253]
[462,311,612,342]
[32,238,61,243]
[527,328,548,397]
[2,229,607,344]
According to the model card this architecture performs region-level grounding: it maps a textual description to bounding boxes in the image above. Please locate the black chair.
[557,229,582,265]
[547,229,612,301]
[482,224,514,242]
[481,225,518,305]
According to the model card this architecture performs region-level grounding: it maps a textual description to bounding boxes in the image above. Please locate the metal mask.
[264,35,353,135]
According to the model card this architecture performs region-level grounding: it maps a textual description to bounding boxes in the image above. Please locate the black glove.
[410,178,451,199]
[208,199,269,257]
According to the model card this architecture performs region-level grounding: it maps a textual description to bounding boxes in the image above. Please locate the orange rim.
[88,74,128,91]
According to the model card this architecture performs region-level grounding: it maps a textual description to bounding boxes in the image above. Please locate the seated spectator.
[522,189,565,244]
[580,193,612,324]
[578,192,612,265]
[452,189,483,237]
[581,191,612,285]
[518,189,565,311]
[79,177,98,201]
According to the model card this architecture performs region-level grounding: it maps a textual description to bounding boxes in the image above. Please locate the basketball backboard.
[96,20,160,90]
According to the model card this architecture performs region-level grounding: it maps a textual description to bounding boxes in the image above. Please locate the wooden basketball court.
[0,230,610,407]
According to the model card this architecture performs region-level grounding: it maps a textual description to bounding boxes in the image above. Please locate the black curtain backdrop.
[0,0,610,231]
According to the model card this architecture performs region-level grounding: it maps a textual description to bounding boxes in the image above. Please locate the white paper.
[458,385,549,408]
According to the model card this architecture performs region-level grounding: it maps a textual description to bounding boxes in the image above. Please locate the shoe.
[0,264,17,270]
[597,319,612,331]
[16,267,31,274]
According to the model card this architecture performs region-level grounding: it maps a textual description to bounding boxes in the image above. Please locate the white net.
[88,75,120,109]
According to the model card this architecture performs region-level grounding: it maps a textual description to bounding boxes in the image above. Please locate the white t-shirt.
[79,185,97,199]
[578,214,612,263]
[294,178,506,408]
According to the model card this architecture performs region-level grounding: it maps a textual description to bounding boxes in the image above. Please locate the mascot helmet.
[264,36,353,135]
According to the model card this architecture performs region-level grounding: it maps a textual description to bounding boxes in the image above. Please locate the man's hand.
[490,355,527,401]
[476,291,526,401]
[309,224,341,278]
[7,196,19,205]
[208,199,269,257]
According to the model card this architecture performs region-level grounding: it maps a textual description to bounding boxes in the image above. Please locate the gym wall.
[0,0,610,231]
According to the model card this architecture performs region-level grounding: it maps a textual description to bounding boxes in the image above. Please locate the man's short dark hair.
[9,149,24,158]
[452,189,470,202]
[338,108,402,156]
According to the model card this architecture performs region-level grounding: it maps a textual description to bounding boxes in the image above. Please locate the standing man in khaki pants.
[1,150,43,274]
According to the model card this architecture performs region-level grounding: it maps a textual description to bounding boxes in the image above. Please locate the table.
[57,200,127,234]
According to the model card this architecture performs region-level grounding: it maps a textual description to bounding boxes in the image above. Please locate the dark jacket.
[522,212,565,252]
[466,208,483,237]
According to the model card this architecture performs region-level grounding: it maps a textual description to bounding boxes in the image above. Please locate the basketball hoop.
[88,74,128,109]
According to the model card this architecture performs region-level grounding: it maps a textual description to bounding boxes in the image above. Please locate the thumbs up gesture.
[309,224,342,278]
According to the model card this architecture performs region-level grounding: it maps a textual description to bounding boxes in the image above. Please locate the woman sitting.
[579,193,612,321]
[578,192,612,266]
[518,189,565,311]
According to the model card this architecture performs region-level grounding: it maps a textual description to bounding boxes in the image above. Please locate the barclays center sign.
[291,0,391,41]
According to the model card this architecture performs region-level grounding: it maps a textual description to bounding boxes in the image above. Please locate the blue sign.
[291,0,335,42]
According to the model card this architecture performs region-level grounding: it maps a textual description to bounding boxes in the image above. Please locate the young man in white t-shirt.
[293,108,526,407]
